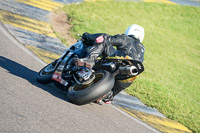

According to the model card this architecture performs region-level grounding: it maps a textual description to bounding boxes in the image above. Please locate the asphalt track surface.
[0,21,159,133]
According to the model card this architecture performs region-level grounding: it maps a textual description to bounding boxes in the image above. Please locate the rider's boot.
[95,90,113,104]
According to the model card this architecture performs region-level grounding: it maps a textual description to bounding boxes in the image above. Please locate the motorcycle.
[36,40,144,105]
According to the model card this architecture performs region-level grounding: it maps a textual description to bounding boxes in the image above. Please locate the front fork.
[53,50,69,69]
[51,52,74,87]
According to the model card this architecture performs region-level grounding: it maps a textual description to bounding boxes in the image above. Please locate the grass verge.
[62,2,200,132]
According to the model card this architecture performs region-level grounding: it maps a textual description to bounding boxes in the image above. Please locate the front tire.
[37,62,56,84]
[67,70,115,105]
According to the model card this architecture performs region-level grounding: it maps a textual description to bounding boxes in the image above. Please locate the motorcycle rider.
[76,24,145,104]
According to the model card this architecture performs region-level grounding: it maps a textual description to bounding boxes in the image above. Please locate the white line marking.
[110,105,161,133]
[0,20,46,66]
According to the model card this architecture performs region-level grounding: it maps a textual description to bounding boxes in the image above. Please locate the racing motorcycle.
[36,40,144,105]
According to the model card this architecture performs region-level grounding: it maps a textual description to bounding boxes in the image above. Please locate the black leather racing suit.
[81,32,145,97]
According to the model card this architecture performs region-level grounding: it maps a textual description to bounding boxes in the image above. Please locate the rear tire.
[36,62,56,84]
[67,70,115,105]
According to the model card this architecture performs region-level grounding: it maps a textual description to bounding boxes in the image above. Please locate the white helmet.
[125,24,144,43]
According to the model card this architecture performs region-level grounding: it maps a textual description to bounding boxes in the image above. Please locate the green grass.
[62,2,200,132]
[54,31,68,45]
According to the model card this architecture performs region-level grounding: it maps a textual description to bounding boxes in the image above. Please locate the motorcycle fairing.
[52,41,86,86]
[119,76,137,83]
[52,52,74,86]
[68,41,85,57]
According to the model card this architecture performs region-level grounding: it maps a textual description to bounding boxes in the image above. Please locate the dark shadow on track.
[0,56,70,102]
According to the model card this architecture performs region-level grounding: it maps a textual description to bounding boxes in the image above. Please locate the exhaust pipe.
[119,66,138,76]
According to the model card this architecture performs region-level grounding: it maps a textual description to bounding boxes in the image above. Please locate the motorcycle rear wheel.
[36,62,56,84]
[67,70,115,105]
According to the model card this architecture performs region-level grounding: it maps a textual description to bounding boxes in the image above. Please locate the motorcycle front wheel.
[67,70,115,105]
[36,61,56,84]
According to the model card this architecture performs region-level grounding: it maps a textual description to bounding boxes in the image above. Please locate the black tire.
[67,70,115,105]
[37,62,56,84]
